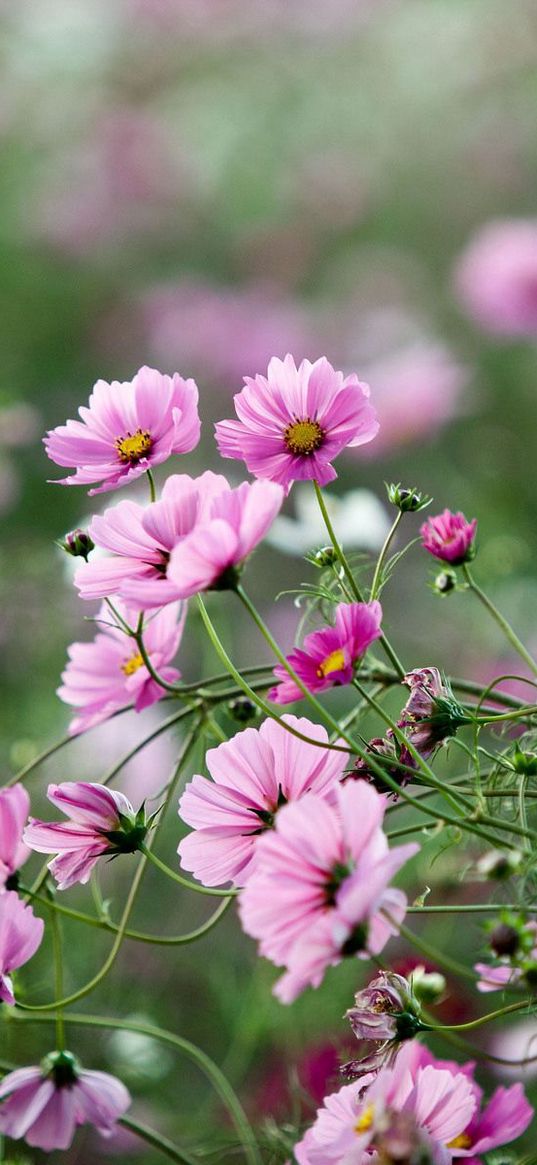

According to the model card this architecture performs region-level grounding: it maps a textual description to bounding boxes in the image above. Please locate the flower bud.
[511,745,537,776]
[386,483,432,513]
[433,568,457,595]
[420,509,477,565]
[490,923,520,958]
[58,528,95,561]
[477,849,523,880]
[228,696,259,723]
[311,545,338,568]
[411,968,446,1005]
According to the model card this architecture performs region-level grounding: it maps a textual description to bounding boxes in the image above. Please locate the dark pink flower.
[23,782,146,890]
[239,782,418,1002]
[420,509,477,565]
[0,785,31,890]
[0,1052,130,1151]
[178,715,346,887]
[268,601,382,704]
[454,218,537,337]
[0,892,44,1005]
[58,600,184,735]
[44,366,200,495]
[215,354,378,491]
[398,667,470,757]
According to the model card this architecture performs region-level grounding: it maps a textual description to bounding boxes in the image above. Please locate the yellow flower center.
[316,648,346,679]
[121,652,145,677]
[283,418,324,455]
[446,1133,472,1149]
[354,1103,375,1134]
[115,428,153,464]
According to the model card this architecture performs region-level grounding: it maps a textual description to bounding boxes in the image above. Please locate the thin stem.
[393,918,477,982]
[10,1012,261,1165]
[100,704,198,786]
[407,903,537,914]
[146,467,157,503]
[313,480,405,677]
[141,843,237,898]
[425,998,533,1034]
[463,564,537,677]
[120,1115,200,1165]
[135,625,185,694]
[48,896,65,1051]
[370,510,403,600]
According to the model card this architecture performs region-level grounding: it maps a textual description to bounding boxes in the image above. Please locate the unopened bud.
[411,969,446,1005]
[312,545,338,568]
[512,745,537,777]
[477,849,523,881]
[228,696,259,723]
[433,569,457,595]
[386,482,432,513]
[58,528,94,561]
[490,923,520,958]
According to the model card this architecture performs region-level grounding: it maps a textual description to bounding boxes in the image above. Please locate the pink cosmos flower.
[341,970,421,1078]
[420,509,477,565]
[268,601,382,704]
[58,599,184,735]
[453,218,537,337]
[239,782,418,1002]
[215,354,378,490]
[0,1052,130,1152]
[0,785,31,890]
[23,782,145,890]
[0,892,44,1005]
[178,715,346,888]
[44,365,200,495]
[75,472,284,606]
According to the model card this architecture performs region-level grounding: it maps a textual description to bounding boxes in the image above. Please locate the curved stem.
[313,480,405,677]
[141,843,237,898]
[135,624,185,694]
[425,998,532,1034]
[10,1012,261,1165]
[463,565,537,677]
[100,703,199,786]
[370,510,403,600]
[120,1115,199,1165]
[146,468,157,503]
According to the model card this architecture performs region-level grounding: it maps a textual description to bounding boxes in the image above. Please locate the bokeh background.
[2,1,537,1160]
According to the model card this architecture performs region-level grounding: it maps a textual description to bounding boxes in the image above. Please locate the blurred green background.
[2,1,537,1160]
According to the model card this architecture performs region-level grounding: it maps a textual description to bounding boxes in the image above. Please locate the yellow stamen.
[316,648,346,679]
[284,418,324,455]
[115,428,153,464]
[354,1103,375,1134]
[121,653,144,677]
[446,1133,472,1149]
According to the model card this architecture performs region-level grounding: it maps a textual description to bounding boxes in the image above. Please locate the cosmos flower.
[0,785,31,891]
[44,366,200,495]
[178,715,346,887]
[454,218,537,337]
[0,1052,130,1152]
[58,600,184,734]
[0,892,44,1006]
[420,509,477,566]
[268,601,382,704]
[215,354,378,490]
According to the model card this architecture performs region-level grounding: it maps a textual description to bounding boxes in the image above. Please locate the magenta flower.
[453,218,537,337]
[58,600,185,735]
[420,509,477,565]
[24,782,146,890]
[44,365,200,495]
[268,601,382,704]
[178,715,346,888]
[0,1052,130,1151]
[75,472,284,606]
[215,354,378,490]
[239,782,418,1002]
[0,892,44,1005]
[0,785,31,890]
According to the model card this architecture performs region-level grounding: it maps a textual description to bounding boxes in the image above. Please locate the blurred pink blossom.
[454,218,537,336]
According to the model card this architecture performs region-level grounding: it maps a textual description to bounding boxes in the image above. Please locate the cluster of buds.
[351,668,470,794]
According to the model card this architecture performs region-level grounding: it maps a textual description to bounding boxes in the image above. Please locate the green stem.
[425,998,532,1034]
[370,510,404,600]
[48,897,65,1051]
[146,467,157,503]
[135,624,185,694]
[120,1115,200,1165]
[463,565,537,677]
[394,918,477,982]
[313,479,405,677]
[100,704,198,786]
[407,903,536,914]
[10,1012,261,1165]
[141,843,237,898]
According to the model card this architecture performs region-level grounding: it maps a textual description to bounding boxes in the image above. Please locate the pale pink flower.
[215,354,378,490]
[58,600,184,735]
[178,715,346,887]
[239,782,418,1002]
[341,970,421,1078]
[454,218,537,336]
[0,1052,130,1152]
[23,782,145,890]
[398,667,470,757]
[44,366,200,495]
[0,892,44,1005]
[268,601,382,704]
[0,785,31,890]
[420,509,477,565]
[75,472,284,606]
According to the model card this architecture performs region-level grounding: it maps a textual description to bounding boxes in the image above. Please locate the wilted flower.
[268,601,382,704]
[420,509,477,565]
[0,892,44,1006]
[341,971,422,1078]
[0,1052,130,1151]
[398,668,470,757]
[24,783,148,890]
[215,354,378,491]
[44,366,200,495]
